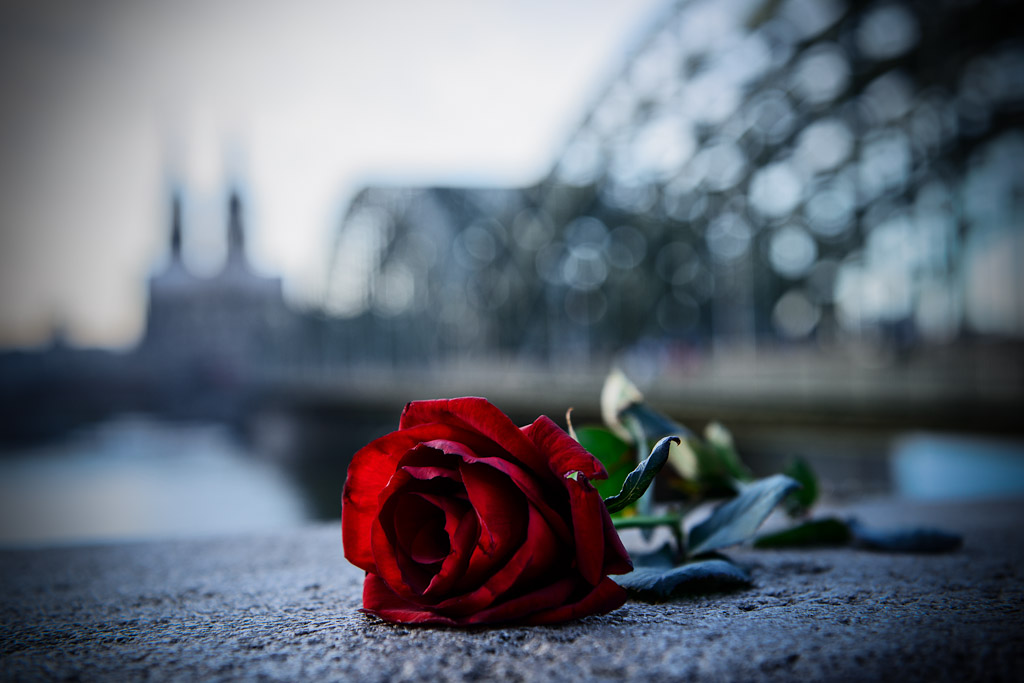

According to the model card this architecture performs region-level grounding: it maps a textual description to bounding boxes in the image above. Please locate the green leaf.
[668,430,752,497]
[847,518,962,553]
[783,457,819,517]
[704,422,753,483]
[681,438,738,495]
[611,513,685,531]
[604,436,680,514]
[575,426,634,501]
[613,559,750,600]
[753,517,852,548]
[687,474,801,556]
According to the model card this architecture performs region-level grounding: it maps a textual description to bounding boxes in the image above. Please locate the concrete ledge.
[2,498,1022,681]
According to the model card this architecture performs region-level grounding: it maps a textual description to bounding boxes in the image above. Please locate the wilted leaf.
[783,457,819,517]
[604,436,680,514]
[847,518,962,553]
[600,368,644,441]
[614,558,750,600]
[661,437,696,482]
[687,474,801,556]
[753,517,851,548]
[704,422,735,450]
[575,426,634,500]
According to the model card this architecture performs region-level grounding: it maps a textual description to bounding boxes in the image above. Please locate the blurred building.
[142,193,291,382]
[0,191,298,441]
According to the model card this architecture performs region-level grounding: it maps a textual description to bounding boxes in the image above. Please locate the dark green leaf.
[753,517,852,548]
[684,439,740,496]
[612,514,685,531]
[604,436,680,514]
[575,426,634,500]
[783,457,819,517]
[687,474,801,556]
[678,430,751,495]
[619,403,693,443]
[614,559,750,600]
[847,518,962,553]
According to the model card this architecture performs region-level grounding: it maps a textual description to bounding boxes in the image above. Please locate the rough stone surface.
[2,497,1023,681]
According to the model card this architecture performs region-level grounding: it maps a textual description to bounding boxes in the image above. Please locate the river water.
[0,416,310,547]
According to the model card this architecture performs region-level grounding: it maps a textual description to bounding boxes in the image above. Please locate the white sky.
[0,0,664,348]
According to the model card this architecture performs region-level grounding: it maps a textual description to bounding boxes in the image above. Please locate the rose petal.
[400,465,459,482]
[458,460,526,568]
[423,509,479,598]
[413,492,469,537]
[388,494,442,593]
[425,438,573,545]
[364,445,499,603]
[410,524,449,564]
[463,578,577,625]
[397,444,462,480]
[370,511,419,602]
[342,423,484,573]
[392,495,443,556]
[370,470,448,601]
[362,573,626,627]
[600,503,634,576]
[399,398,550,476]
[362,572,458,625]
[565,474,605,586]
[522,576,628,625]
[409,491,473,569]
[521,415,607,480]
[371,465,476,599]
[435,503,560,617]
[400,494,460,566]
[513,506,562,588]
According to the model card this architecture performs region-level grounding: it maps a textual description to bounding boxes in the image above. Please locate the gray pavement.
[2,497,1022,681]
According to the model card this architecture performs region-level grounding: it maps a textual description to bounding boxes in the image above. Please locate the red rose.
[342,397,633,626]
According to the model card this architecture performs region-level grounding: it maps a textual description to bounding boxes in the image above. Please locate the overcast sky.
[0,0,664,348]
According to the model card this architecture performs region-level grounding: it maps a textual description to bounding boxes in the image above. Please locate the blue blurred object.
[892,433,1024,500]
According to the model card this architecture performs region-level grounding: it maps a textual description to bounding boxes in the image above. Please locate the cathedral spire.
[227,191,246,266]
[170,193,183,262]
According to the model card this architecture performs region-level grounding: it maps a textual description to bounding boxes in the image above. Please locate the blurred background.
[1,0,1023,546]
